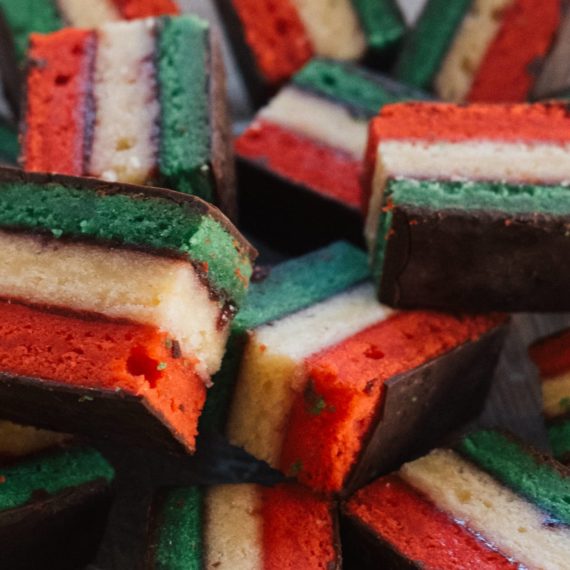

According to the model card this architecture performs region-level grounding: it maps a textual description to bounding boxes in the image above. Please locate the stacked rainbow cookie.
[21,14,235,216]
[395,0,561,102]
[145,483,340,569]
[0,167,255,453]
[236,59,426,251]
[343,429,570,568]
[365,101,570,311]
[214,0,405,104]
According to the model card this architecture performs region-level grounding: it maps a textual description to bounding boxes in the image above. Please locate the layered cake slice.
[365,102,570,312]
[395,0,560,102]
[0,167,255,453]
[236,59,427,252]
[0,445,114,570]
[343,429,570,569]
[0,0,179,115]
[227,243,507,494]
[213,0,405,105]
[145,483,340,569]
[21,15,235,217]
[529,328,570,464]
[0,118,17,165]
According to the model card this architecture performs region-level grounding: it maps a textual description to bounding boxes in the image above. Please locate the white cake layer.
[401,449,570,570]
[58,0,121,27]
[434,0,513,102]
[88,19,159,185]
[542,372,570,419]
[0,230,226,377]
[290,0,366,60]
[205,485,262,570]
[228,283,392,466]
[259,87,369,158]
[365,139,570,249]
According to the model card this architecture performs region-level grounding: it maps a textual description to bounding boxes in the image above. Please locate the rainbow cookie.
[365,102,570,312]
[21,15,235,217]
[0,167,255,453]
[213,0,405,105]
[236,59,427,252]
[395,0,560,102]
[343,429,570,569]
[529,328,570,465]
[145,483,340,569]
[0,0,180,115]
[226,243,507,494]
[0,445,114,570]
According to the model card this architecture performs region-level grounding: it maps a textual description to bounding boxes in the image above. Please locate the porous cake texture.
[343,430,570,569]
[0,167,255,453]
[395,0,560,102]
[21,15,235,217]
[146,483,339,569]
[365,102,570,312]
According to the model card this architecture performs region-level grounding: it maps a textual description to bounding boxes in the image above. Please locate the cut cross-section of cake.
[0,0,180,116]
[21,14,236,217]
[236,59,428,252]
[145,483,340,569]
[395,0,560,103]
[226,242,507,494]
[0,167,256,454]
[343,429,570,569]
[529,327,570,465]
[365,102,570,312]
[213,0,405,105]
[0,445,114,570]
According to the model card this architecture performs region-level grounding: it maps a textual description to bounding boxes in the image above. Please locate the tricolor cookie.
[529,328,570,465]
[395,0,560,102]
[214,0,405,105]
[0,167,255,453]
[226,243,507,494]
[145,484,340,569]
[0,0,180,115]
[0,118,17,165]
[0,445,114,570]
[21,15,235,217]
[343,430,570,569]
[365,102,570,312]
[236,59,427,252]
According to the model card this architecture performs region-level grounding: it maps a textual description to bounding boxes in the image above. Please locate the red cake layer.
[345,475,517,569]
[236,120,362,207]
[0,300,206,450]
[113,0,180,18]
[230,0,312,84]
[280,312,505,493]
[24,29,93,175]
[529,328,570,380]
[467,0,560,102]
[262,484,337,570]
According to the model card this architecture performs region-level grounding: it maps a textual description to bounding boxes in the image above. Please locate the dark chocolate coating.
[343,324,508,495]
[0,478,112,570]
[379,205,570,312]
[0,8,20,119]
[0,373,192,454]
[238,156,365,255]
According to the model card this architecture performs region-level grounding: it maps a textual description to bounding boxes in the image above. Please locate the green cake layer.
[293,59,426,117]
[200,241,370,431]
[158,16,213,202]
[459,430,570,525]
[152,487,203,570]
[0,170,253,305]
[0,446,114,511]
[0,0,62,60]
[549,421,570,462]
[395,0,471,89]
[0,120,18,164]
[351,0,405,55]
